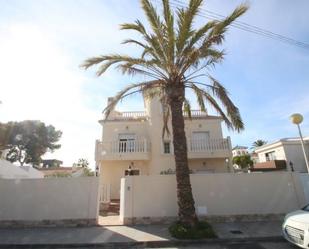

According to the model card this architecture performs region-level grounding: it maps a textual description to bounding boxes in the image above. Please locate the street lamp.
[290,113,309,173]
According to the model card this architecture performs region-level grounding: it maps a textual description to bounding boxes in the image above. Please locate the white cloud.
[0,24,100,168]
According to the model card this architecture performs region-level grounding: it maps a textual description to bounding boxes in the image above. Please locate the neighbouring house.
[38,167,84,177]
[250,151,259,164]
[41,159,63,168]
[95,96,233,199]
[232,145,249,157]
[0,159,44,179]
[254,137,309,172]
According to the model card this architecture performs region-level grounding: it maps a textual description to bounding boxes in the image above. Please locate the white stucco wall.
[120,172,305,220]
[283,143,309,172]
[0,177,99,221]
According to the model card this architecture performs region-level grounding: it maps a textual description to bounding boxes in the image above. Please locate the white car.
[283,204,309,248]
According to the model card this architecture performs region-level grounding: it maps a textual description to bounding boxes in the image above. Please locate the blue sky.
[0,0,308,167]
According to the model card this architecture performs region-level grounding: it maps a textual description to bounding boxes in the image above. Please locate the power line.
[151,0,309,50]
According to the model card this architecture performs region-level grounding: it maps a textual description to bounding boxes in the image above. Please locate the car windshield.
[302,204,309,211]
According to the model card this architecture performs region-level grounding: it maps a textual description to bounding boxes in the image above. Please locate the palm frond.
[120,20,147,35]
[162,0,175,64]
[160,95,171,138]
[176,0,203,55]
[141,0,168,64]
[188,84,234,129]
[121,39,148,49]
[183,98,192,119]
[103,80,160,119]
[208,75,244,131]
[190,84,206,112]
[206,4,248,45]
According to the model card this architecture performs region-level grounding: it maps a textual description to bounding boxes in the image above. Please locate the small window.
[163,141,171,154]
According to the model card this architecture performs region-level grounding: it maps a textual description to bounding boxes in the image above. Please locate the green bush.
[169,221,217,239]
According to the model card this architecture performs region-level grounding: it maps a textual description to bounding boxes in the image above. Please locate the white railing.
[188,138,230,152]
[100,183,110,203]
[183,110,208,117]
[113,111,147,120]
[97,139,149,155]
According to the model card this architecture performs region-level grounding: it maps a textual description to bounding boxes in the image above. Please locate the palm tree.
[252,139,267,149]
[82,0,247,226]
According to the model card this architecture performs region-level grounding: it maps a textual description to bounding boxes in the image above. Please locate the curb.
[0,236,285,248]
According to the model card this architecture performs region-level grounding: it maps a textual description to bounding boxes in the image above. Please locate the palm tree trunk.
[169,92,198,227]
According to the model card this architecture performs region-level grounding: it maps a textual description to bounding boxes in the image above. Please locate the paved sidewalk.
[0,221,284,247]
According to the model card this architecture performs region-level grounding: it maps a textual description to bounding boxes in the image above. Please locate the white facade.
[96,97,233,199]
[232,146,249,157]
[0,159,44,179]
[255,137,309,173]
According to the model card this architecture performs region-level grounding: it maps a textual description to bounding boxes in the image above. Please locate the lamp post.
[290,113,309,173]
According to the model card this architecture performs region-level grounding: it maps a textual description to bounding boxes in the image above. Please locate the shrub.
[169,221,217,239]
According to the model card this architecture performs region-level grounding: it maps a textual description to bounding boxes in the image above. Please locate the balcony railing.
[107,109,208,120]
[184,110,208,117]
[188,138,230,152]
[110,111,147,120]
[95,139,150,161]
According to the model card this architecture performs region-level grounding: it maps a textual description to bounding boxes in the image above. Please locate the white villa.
[254,137,309,173]
[232,145,249,157]
[95,97,233,199]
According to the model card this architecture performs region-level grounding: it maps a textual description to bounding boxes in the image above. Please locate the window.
[124,169,140,176]
[163,141,171,154]
[118,134,135,152]
[265,151,276,161]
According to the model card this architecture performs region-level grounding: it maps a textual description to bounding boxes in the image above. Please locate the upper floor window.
[265,151,276,161]
[118,133,136,153]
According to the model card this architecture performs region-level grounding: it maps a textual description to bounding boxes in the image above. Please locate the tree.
[252,139,267,149]
[82,0,247,226]
[73,158,94,176]
[73,158,89,168]
[233,154,253,169]
[0,123,12,151]
[5,120,62,166]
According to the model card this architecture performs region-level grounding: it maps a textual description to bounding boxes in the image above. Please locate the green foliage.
[252,139,267,149]
[233,154,253,169]
[169,221,217,239]
[45,172,71,178]
[82,0,248,133]
[73,158,95,177]
[81,167,95,177]
[73,158,89,168]
[4,120,62,166]
[0,123,13,150]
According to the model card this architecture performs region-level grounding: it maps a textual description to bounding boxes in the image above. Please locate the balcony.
[184,110,208,118]
[108,111,148,121]
[95,139,150,161]
[187,137,231,158]
[106,110,208,121]
[252,160,287,171]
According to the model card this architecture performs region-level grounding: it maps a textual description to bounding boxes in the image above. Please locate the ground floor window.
[124,169,140,176]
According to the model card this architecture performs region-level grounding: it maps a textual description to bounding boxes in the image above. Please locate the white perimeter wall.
[0,177,99,221]
[120,172,307,220]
